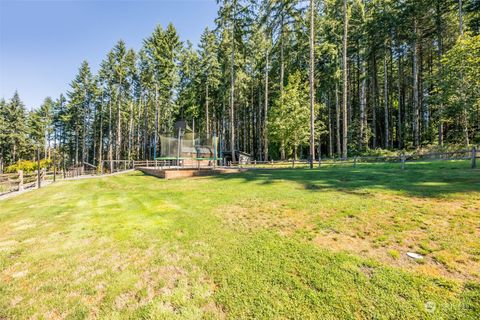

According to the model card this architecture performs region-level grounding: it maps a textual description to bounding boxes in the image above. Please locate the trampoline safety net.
[158,133,217,161]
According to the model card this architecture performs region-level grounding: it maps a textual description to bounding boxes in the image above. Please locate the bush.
[5,159,52,173]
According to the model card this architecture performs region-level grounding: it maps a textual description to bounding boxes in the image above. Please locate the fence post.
[353,156,357,168]
[18,170,24,191]
[53,151,56,182]
[401,153,406,170]
[472,146,477,169]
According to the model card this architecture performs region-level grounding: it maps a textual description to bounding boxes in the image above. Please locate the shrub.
[5,159,52,173]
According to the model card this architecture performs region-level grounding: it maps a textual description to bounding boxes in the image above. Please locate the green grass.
[0,161,479,319]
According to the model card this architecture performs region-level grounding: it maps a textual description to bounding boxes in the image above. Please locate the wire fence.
[228,147,478,170]
[2,148,477,196]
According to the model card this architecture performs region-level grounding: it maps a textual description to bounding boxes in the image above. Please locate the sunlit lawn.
[0,161,479,319]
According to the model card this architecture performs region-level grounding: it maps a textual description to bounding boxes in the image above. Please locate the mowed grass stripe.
[0,161,479,319]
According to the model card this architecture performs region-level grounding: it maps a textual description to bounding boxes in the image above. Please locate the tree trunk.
[206,82,210,137]
[116,87,122,160]
[342,0,348,158]
[143,94,148,160]
[230,11,236,163]
[154,84,159,160]
[280,15,285,96]
[397,54,403,149]
[136,94,142,159]
[328,97,333,158]
[98,98,103,173]
[309,0,315,168]
[372,54,378,149]
[92,107,96,164]
[335,82,341,157]
[436,1,444,146]
[82,116,86,165]
[264,49,269,161]
[359,50,367,150]
[384,48,389,149]
[75,125,79,165]
[459,0,469,146]
[108,95,113,172]
[128,100,134,161]
[413,18,420,148]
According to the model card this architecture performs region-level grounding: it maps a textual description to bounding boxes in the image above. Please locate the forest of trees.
[1,0,479,172]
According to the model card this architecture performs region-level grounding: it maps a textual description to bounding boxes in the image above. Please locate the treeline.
[1,0,479,171]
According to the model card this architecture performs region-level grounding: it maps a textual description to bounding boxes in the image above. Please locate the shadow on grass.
[210,161,480,198]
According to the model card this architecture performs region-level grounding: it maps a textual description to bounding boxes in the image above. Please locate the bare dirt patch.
[217,193,480,282]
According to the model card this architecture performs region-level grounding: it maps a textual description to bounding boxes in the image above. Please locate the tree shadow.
[210,162,480,198]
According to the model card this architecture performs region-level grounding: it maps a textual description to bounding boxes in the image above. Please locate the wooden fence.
[0,169,46,196]
[0,160,133,196]
[1,148,476,196]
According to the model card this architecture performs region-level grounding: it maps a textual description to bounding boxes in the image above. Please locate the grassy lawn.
[1,161,479,319]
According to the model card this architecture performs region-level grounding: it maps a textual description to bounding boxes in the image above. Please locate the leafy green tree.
[269,72,311,159]
[440,33,480,145]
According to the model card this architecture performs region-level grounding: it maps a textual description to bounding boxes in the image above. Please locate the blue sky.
[0,0,218,109]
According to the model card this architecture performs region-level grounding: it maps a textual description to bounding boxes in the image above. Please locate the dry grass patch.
[215,184,480,282]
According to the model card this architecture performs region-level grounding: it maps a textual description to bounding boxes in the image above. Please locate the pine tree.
[198,28,221,137]
[67,61,95,165]
[1,92,29,164]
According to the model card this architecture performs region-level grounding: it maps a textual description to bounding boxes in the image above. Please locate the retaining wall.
[137,167,244,180]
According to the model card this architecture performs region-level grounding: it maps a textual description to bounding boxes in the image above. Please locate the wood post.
[53,150,56,182]
[401,153,406,170]
[472,146,477,169]
[37,147,41,188]
[18,170,24,191]
[353,156,357,168]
